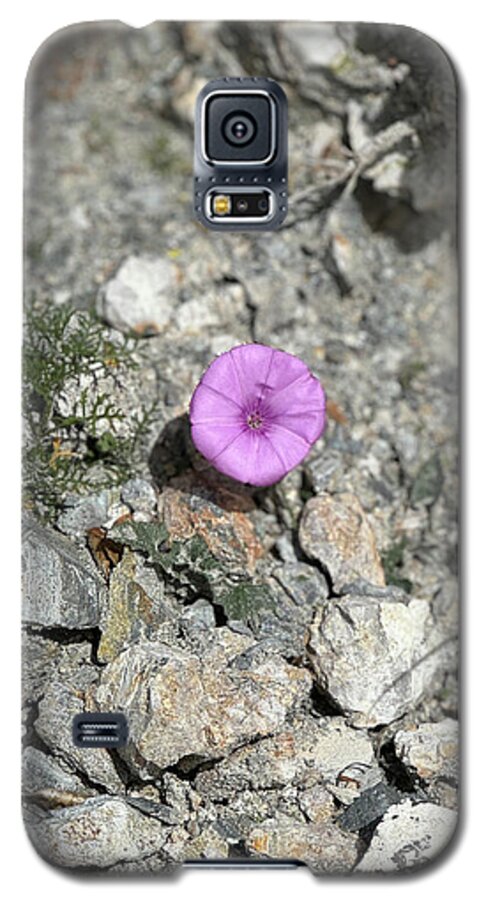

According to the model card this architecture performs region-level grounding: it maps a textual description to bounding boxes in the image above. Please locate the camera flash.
[213,194,231,216]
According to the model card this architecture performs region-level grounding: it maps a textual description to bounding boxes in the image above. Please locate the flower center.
[247,410,263,430]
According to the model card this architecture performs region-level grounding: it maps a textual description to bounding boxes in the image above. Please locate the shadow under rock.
[355,179,445,253]
[148,412,266,513]
[148,413,193,489]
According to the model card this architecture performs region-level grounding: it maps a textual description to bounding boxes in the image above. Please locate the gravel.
[22,20,458,872]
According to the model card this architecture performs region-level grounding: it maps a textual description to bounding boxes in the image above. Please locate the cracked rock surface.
[356,799,457,872]
[299,492,386,590]
[25,797,171,869]
[94,630,312,772]
[23,21,458,873]
[307,589,452,726]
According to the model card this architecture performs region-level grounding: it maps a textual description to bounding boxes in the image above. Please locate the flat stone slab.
[24,797,168,869]
[22,517,106,629]
[356,799,457,872]
[307,591,449,726]
[299,492,385,591]
[94,628,312,772]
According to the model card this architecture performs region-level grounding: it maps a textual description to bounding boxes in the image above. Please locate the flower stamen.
[247,411,263,430]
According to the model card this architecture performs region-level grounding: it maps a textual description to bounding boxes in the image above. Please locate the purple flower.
[190,343,326,487]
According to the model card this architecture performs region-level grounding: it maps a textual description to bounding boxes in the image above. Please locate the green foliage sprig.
[23,303,157,521]
[114,520,274,625]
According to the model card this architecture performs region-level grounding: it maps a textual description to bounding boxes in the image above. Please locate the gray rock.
[181,826,229,861]
[121,477,158,516]
[195,716,374,801]
[124,796,182,825]
[247,816,360,873]
[97,255,176,334]
[299,492,385,591]
[394,719,459,784]
[338,781,403,832]
[181,599,216,630]
[209,789,283,842]
[24,797,169,869]
[22,747,96,804]
[35,680,124,793]
[22,517,106,629]
[106,852,176,873]
[173,281,249,337]
[411,454,444,506]
[98,549,179,663]
[356,799,457,872]
[22,634,92,709]
[305,451,343,494]
[255,562,329,655]
[95,629,312,773]
[307,592,450,726]
[280,23,349,68]
[57,490,111,537]
[298,785,336,823]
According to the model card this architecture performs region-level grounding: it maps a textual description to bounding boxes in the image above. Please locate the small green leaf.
[410,453,444,506]
[217,583,274,625]
[381,538,413,594]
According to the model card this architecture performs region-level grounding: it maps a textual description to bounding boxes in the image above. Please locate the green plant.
[23,302,157,521]
[410,453,444,507]
[114,520,274,624]
[217,582,274,626]
[114,521,223,594]
[381,538,413,594]
[398,359,426,392]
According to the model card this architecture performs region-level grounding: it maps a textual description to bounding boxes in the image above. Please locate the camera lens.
[236,198,249,212]
[232,121,248,140]
[258,197,269,212]
[223,112,257,147]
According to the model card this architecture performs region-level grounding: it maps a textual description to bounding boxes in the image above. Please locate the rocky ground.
[22,22,459,872]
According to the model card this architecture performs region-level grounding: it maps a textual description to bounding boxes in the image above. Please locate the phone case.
[22,20,459,874]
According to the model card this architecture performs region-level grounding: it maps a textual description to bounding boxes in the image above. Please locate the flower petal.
[260,349,310,396]
[265,374,326,444]
[189,343,327,487]
[227,344,275,410]
[211,429,288,486]
[264,422,314,471]
[269,409,325,445]
[190,381,243,424]
[191,421,245,462]
[196,347,254,409]
[264,370,325,418]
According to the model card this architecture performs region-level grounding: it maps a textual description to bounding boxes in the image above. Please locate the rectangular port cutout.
[72,713,128,748]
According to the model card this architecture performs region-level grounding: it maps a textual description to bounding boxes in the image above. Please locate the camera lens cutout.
[223,112,257,147]
[196,79,288,229]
